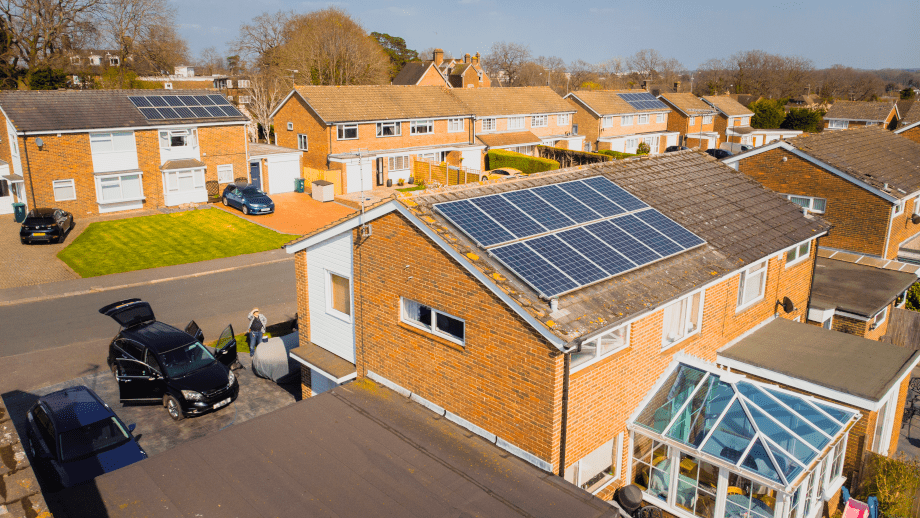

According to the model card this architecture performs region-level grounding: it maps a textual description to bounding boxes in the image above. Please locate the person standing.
[247,308,267,357]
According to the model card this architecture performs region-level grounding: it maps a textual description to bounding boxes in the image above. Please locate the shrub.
[598,150,638,159]
[750,98,786,129]
[782,108,825,133]
[636,142,651,155]
[856,453,920,518]
[486,149,559,174]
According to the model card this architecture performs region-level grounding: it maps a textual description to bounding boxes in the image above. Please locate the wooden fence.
[302,167,343,195]
[537,145,613,168]
[410,159,481,188]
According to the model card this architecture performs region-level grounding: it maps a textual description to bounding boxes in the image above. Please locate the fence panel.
[410,158,481,188]
[303,167,343,195]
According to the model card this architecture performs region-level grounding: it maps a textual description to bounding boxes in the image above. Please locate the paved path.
[214,191,355,235]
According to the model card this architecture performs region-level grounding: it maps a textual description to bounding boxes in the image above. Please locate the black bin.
[13,202,26,223]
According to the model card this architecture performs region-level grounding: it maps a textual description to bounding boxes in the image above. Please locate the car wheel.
[164,395,184,421]
[242,205,249,215]
[222,196,229,206]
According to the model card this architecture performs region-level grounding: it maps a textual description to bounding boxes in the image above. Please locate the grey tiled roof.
[824,100,896,122]
[900,101,920,127]
[392,61,441,86]
[0,90,246,133]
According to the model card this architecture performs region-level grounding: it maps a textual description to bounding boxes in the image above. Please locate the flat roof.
[720,318,919,402]
[811,257,917,317]
[56,380,615,517]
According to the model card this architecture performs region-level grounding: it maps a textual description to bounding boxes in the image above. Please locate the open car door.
[99,299,156,329]
[115,358,162,402]
[184,320,204,343]
[214,324,237,368]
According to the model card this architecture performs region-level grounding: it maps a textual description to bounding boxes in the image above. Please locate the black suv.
[20,208,75,244]
[100,299,239,421]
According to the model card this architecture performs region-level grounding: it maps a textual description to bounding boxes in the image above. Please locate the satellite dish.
[35,137,44,148]
[781,297,795,314]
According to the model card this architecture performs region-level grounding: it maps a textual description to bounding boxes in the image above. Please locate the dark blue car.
[221,183,274,215]
[25,386,147,491]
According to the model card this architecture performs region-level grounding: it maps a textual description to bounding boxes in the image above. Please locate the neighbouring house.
[703,95,801,147]
[0,90,249,216]
[270,85,482,193]
[247,143,304,195]
[65,49,128,86]
[658,92,720,150]
[392,49,490,88]
[822,100,899,131]
[722,126,920,262]
[212,75,253,113]
[896,102,920,144]
[564,90,679,153]
[449,87,582,156]
[279,149,917,517]
[728,93,763,107]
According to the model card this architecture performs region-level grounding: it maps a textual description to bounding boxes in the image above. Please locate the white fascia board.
[824,117,885,123]
[834,309,870,322]
[269,89,300,121]
[19,120,246,136]
[895,120,920,134]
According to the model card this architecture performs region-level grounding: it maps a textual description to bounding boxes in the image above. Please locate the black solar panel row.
[128,94,241,121]
[618,92,669,111]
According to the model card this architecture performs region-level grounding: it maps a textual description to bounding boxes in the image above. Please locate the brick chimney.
[464,53,470,64]
[641,79,649,90]
[473,52,480,65]
[433,48,444,66]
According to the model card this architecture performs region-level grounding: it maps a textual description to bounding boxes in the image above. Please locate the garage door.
[345,160,373,194]
[267,155,301,194]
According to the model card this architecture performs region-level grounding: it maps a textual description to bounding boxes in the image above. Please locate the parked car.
[480,168,523,181]
[665,146,690,152]
[719,142,754,154]
[100,298,239,421]
[20,208,74,244]
[25,386,147,490]
[221,183,274,215]
[705,149,733,160]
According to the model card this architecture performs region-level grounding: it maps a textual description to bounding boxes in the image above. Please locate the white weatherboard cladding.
[266,155,301,194]
[307,232,355,363]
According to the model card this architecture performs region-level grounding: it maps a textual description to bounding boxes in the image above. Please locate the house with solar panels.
[280,149,919,516]
[658,92,720,150]
[563,90,680,154]
[0,90,250,216]
[702,96,801,148]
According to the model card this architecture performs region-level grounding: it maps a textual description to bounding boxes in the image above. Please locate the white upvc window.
[572,324,630,370]
[625,138,638,152]
[326,271,352,322]
[158,129,196,149]
[741,116,750,125]
[896,289,908,308]
[90,132,134,154]
[165,169,205,192]
[661,290,703,348]
[656,113,664,123]
[216,164,233,183]
[109,56,119,66]
[893,201,904,216]
[784,194,827,214]
[785,241,811,267]
[703,115,713,124]
[297,134,308,151]
[638,114,649,124]
[870,306,888,330]
[53,179,76,201]
[238,95,251,104]
[601,116,614,128]
[388,155,410,171]
[97,172,143,203]
[482,118,496,131]
[568,432,624,494]
[828,119,849,129]
[508,116,525,130]
[410,119,434,134]
[448,118,464,132]
[376,121,402,137]
[238,79,250,88]
[688,116,696,126]
[401,297,465,345]
[557,113,570,126]
[287,122,294,131]
[531,115,547,128]
[913,195,920,215]
[621,115,634,126]
[337,124,358,140]
[737,260,768,310]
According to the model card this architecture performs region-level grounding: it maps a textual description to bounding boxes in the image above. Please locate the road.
[0,260,296,394]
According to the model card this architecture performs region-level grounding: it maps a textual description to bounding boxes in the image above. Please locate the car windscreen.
[59,417,131,462]
[241,186,266,197]
[159,342,216,377]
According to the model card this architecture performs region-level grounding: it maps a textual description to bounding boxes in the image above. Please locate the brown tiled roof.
[702,96,754,117]
[900,101,920,127]
[566,90,650,116]
[824,100,896,122]
[294,85,470,123]
[161,159,206,170]
[0,90,246,132]
[785,126,920,197]
[658,92,716,116]
[248,143,301,156]
[450,87,575,117]
[477,131,541,147]
[392,61,443,86]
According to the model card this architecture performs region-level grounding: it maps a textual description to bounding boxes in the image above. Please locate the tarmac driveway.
[215,191,355,235]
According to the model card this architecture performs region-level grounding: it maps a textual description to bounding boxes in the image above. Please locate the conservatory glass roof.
[631,363,858,488]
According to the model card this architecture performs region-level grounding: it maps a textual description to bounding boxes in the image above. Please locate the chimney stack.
[673,81,681,92]
[641,79,649,90]
[433,48,444,66]
[473,52,480,65]
[464,53,470,64]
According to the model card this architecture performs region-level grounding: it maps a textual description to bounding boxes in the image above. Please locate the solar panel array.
[618,92,669,111]
[433,177,706,298]
[128,95,243,120]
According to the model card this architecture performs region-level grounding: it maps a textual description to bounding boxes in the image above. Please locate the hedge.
[598,150,638,159]
[486,149,560,174]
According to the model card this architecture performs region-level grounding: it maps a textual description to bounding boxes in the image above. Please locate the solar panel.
[470,195,546,239]
[194,95,215,105]
[129,96,151,108]
[611,215,683,257]
[434,200,515,247]
[209,94,230,105]
[557,227,636,276]
[147,96,168,107]
[582,177,648,212]
[178,95,198,106]
[531,185,599,223]
[219,105,243,117]
[526,234,607,286]
[491,242,578,297]
[558,181,624,217]
[163,96,184,107]
[585,220,661,265]
[174,107,195,119]
[501,190,575,231]
[157,107,180,119]
[139,107,162,119]
[190,106,210,118]
[634,210,705,249]
[205,106,226,117]
[618,92,668,111]
[129,93,243,121]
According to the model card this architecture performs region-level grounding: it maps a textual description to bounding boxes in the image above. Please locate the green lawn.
[396,184,425,192]
[58,209,296,277]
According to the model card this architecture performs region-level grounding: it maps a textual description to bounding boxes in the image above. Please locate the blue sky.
[175,0,919,70]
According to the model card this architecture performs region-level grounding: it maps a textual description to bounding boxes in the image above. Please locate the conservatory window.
[724,472,777,518]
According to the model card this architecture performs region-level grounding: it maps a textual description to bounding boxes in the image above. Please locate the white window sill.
[823,475,846,501]
[326,308,352,325]
[589,475,620,495]
[571,345,629,374]
[97,196,145,205]
[54,197,77,202]
[337,137,358,141]
[785,255,811,269]
[661,330,700,351]
[400,318,465,347]
[735,295,765,314]
[375,135,402,138]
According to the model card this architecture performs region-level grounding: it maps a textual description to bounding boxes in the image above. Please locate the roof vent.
[550,298,558,312]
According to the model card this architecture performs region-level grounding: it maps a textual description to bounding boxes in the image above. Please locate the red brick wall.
[886,200,920,259]
[198,124,250,195]
[417,67,448,87]
[569,97,601,151]
[736,147,893,257]
[273,95,330,171]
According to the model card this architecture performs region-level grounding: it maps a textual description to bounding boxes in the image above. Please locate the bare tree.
[232,10,291,68]
[567,60,598,91]
[132,21,189,75]
[418,47,452,61]
[197,46,226,76]
[246,69,285,142]
[483,41,531,86]
[98,0,174,87]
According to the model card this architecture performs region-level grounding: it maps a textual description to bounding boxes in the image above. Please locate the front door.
[215,324,237,368]
[249,162,261,191]
[115,358,163,401]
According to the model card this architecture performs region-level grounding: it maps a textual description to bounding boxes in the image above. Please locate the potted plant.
[397,178,405,186]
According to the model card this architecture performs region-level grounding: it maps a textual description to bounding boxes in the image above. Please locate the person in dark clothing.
[247,308,267,357]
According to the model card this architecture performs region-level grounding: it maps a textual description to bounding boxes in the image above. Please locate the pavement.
[214,191,355,235]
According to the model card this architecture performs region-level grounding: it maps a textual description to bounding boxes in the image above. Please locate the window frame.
[531,115,547,128]
[238,79,250,88]
[238,95,251,104]
[703,115,713,124]
[376,121,402,137]
[400,297,465,346]
[656,113,665,124]
[785,241,812,268]
[638,114,649,125]
[325,270,352,323]
[158,129,196,149]
[410,119,434,135]
[216,164,233,183]
[387,155,410,171]
[337,124,358,140]
[661,290,704,349]
[893,201,904,216]
[688,116,696,126]
[95,171,144,204]
[297,134,308,151]
[828,119,849,129]
[90,131,134,154]
[557,114,570,126]
[621,115,634,126]
[870,306,888,330]
[783,194,827,214]
[507,116,525,130]
[52,179,76,201]
[481,118,496,131]
[165,169,205,193]
[571,324,631,372]
[447,118,465,133]
[571,431,625,494]
[736,260,768,311]
[286,122,294,131]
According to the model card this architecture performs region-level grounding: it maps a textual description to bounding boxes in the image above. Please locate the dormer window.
[90,56,100,65]
[109,57,119,66]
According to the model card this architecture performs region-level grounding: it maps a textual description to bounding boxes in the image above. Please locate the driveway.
[215,191,355,235]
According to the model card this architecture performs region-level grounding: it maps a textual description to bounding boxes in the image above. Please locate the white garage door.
[267,155,301,194]
[345,160,373,194]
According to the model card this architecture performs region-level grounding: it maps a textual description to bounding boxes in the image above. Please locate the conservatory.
[627,360,860,518]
